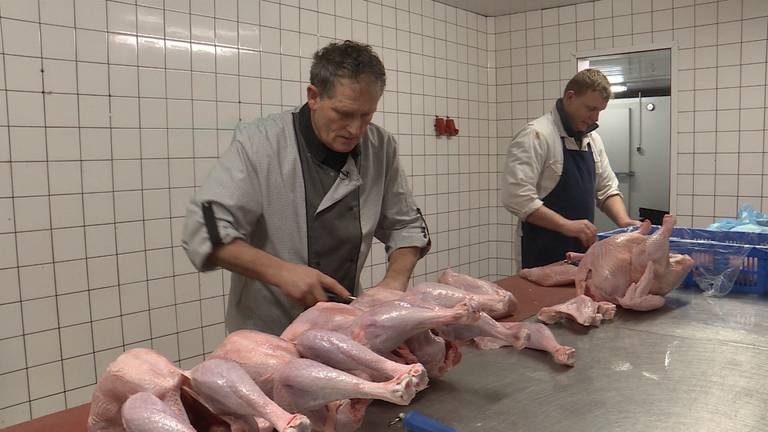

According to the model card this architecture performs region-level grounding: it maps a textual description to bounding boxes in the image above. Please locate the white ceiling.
[436,0,595,17]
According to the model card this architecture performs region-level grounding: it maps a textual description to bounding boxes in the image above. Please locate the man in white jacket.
[182,41,430,335]
[502,69,638,269]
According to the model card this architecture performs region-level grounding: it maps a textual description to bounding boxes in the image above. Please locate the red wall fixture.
[445,117,459,136]
[434,116,446,136]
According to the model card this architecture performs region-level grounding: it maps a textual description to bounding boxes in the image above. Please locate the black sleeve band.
[417,207,432,249]
[202,202,223,248]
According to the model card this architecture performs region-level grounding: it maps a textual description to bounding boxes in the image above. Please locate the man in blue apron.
[502,69,639,269]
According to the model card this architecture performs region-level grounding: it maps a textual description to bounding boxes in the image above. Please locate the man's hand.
[561,219,598,248]
[272,262,351,308]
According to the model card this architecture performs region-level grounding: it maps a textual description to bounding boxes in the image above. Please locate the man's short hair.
[564,68,612,100]
[310,40,386,98]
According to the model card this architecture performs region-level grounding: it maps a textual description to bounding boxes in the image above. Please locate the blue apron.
[521,139,596,269]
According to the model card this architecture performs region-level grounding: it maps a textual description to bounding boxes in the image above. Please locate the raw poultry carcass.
[349,278,572,371]
[474,322,576,366]
[272,358,415,430]
[403,283,530,348]
[401,330,461,378]
[211,329,417,431]
[294,329,429,391]
[354,284,531,363]
[347,286,404,310]
[352,280,528,352]
[406,284,573,366]
[438,268,518,317]
[284,297,480,355]
[408,282,516,320]
[281,302,362,342]
[351,269,518,319]
[88,348,310,432]
[349,299,481,354]
[521,215,694,312]
[209,330,301,393]
[285,293,478,379]
[536,294,616,327]
[121,392,196,432]
[188,358,311,431]
[88,349,190,432]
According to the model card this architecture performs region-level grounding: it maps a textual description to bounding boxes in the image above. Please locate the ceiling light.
[611,85,627,93]
[608,75,625,84]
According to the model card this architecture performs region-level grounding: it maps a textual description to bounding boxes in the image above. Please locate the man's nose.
[347,118,365,136]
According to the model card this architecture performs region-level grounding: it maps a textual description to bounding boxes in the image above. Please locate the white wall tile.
[53,260,87,296]
[62,355,95,390]
[0,336,27,375]
[13,198,50,237]
[0,375,30,421]
[0,199,14,234]
[16,230,53,267]
[12,162,48,197]
[0,233,19,269]
[742,17,767,41]
[58,291,91,326]
[743,0,768,19]
[742,63,766,86]
[25,330,61,368]
[10,128,46,162]
[22,297,59,333]
[92,317,123,350]
[114,191,143,223]
[2,19,42,57]
[5,56,43,93]
[7,92,45,127]
[123,311,151,344]
[19,263,55,300]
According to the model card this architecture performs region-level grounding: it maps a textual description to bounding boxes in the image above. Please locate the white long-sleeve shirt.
[502,105,622,221]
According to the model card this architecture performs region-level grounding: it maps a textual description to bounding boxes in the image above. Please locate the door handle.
[614,171,635,177]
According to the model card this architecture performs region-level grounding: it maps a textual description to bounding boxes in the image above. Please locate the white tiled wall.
[492,0,768,267]
[0,0,498,425]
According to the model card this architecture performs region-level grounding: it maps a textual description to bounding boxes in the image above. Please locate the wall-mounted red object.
[434,116,446,136]
[445,117,459,136]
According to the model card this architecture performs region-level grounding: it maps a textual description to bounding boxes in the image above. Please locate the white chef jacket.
[502,105,622,221]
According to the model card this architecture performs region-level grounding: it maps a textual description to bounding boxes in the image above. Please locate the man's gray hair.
[310,40,386,98]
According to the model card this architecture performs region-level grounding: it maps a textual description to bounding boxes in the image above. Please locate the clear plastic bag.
[708,204,768,233]
[684,242,751,297]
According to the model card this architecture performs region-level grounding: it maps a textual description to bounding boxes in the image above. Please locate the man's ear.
[307,84,320,109]
[563,89,576,102]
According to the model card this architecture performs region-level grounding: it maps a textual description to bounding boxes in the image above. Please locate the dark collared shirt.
[293,103,362,296]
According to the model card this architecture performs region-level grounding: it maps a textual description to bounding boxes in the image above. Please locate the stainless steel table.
[362,289,768,432]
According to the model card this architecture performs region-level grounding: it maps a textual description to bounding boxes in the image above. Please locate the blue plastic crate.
[597,226,768,296]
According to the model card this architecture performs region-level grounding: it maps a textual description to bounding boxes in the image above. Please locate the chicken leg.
[189,359,311,432]
[295,329,428,391]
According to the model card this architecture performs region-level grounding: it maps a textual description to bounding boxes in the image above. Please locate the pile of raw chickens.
[88,215,695,432]
[87,270,574,432]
